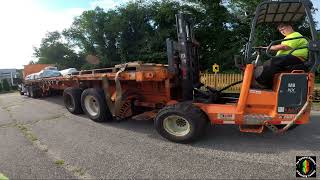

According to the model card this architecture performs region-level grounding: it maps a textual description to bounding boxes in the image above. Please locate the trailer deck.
[22,62,179,120]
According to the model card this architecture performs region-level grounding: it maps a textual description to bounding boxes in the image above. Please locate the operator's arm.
[269,44,291,51]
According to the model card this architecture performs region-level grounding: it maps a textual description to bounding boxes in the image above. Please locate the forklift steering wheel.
[252,46,268,55]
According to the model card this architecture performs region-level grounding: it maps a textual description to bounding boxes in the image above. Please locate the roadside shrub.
[2,79,10,91]
[0,82,2,92]
[11,86,18,90]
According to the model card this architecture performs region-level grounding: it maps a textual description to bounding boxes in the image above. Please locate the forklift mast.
[167,13,200,101]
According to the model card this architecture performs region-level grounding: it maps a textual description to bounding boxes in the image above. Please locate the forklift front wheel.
[163,115,191,137]
[155,102,208,143]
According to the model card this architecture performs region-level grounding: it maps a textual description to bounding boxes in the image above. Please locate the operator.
[255,23,308,88]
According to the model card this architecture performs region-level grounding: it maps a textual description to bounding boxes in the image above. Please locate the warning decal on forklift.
[278,114,295,120]
[287,83,296,94]
[278,107,285,113]
[217,114,235,121]
[249,90,262,94]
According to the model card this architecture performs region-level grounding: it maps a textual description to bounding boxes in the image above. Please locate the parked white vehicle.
[25,73,39,80]
[44,66,58,71]
[60,68,77,76]
[24,69,61,80]
[38,69,62,78]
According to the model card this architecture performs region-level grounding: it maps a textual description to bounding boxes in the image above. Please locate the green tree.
[28,60,35,65]
[116,2,154,62]
[147,0,182,63]
[63,7,121,67]
[64,3,167,66]
[2,79,10,91]
[34,31,84,70]
[181,0,237,71]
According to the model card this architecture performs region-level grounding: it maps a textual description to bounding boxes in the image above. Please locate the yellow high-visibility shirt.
[276,32,308,60]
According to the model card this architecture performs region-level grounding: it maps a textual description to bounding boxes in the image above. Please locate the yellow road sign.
[212,63,219,73]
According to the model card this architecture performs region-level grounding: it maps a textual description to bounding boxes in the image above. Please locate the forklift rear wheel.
[81,88,113,122]
[155,102,208,143]
[63,87,83,114]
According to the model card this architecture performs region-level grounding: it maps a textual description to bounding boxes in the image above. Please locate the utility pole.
[10,71,14,86]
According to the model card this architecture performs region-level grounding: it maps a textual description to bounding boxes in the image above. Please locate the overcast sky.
[0,0,319,69]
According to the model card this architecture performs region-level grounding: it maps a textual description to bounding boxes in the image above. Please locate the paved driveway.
[0,93,319,179]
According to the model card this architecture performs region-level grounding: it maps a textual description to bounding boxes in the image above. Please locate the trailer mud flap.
[114,64,127,118]
[102,76,115,115]
[102,63,127,119]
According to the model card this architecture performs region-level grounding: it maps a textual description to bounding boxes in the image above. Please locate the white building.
[0,69,20,86]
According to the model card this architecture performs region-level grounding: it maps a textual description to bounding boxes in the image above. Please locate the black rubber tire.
[81,88,113,122]
[20,91,24,95]
[154,102,208,143]
[63,87,83,114]
[26,87,31,97]
[30,86,40,98]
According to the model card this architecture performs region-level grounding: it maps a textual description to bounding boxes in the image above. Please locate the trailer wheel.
[26,87,31,97]
[154,102,208,143]
[81,88,113,122]
[30,86,40,98]
[63,87,83,114]
[30,86,35,98]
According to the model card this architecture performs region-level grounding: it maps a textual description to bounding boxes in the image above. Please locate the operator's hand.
[270,44,291,51]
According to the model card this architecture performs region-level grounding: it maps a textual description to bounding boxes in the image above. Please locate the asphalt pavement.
[0,92,319,179]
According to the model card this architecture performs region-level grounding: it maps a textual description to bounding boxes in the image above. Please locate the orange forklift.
[153,0,320,143]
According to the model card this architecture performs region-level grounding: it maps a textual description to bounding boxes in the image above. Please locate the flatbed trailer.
[22,62,179,121]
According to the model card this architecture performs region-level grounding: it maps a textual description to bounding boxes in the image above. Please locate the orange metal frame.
[195,64,313,125]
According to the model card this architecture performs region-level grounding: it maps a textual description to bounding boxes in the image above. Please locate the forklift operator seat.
[283,50,313,72]
[283,61,309,72]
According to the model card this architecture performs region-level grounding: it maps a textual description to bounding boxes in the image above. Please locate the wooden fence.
[200,73,243,92]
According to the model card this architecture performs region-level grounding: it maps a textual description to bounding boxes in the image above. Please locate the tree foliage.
[33,0,319,72]
[33,31,85,70]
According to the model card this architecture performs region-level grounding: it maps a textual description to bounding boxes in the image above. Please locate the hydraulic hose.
[277,99,311,134]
